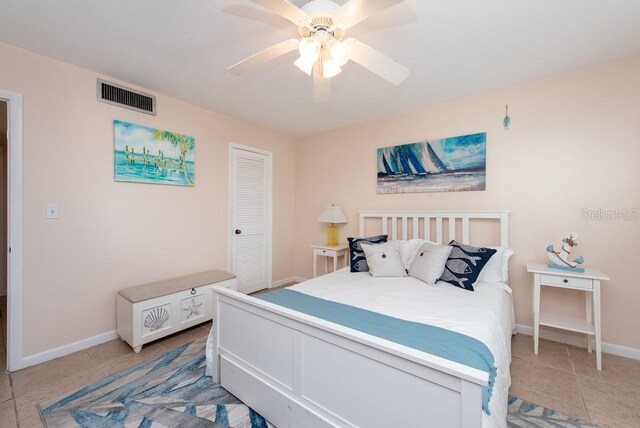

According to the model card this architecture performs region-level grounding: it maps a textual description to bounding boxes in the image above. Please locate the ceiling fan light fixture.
[294,56,315,76]
[299,37,321,61]
[328,40,352,67]
[230,0,412,102]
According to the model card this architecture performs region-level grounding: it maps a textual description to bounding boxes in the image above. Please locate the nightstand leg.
[586,291,593,353]
[594,281,602,370]
[533,274,541,354]
[313,254,317,278]
[333,255,337,273]
[325,257,328,274]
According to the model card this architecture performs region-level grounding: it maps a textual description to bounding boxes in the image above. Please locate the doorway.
[1,88,23,372]
[228,143,273,294]
[0,100,6,368]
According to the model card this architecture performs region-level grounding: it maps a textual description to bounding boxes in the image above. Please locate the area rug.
[39,338,595,427]
[38,338,272,427]
[507,396,597,428]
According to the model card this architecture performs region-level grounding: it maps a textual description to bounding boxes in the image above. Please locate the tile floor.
[510,334,640,427]
[0,296,213,427]
[1,295,639,427]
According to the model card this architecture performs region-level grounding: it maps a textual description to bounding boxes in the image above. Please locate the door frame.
[0,89,24,372]
[228,143,273,292]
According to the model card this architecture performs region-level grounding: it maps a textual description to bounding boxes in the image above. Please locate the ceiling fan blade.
[344,38,409,85]
[335,0,404,29]
[228,39,299,75]
[249,0,310,26]
[313,62,331,103]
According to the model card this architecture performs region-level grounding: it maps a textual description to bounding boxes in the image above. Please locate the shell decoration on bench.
[144,307,170,331]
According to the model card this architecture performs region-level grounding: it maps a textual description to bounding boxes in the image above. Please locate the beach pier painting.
[377,132,486,194]
[114,120,195,186]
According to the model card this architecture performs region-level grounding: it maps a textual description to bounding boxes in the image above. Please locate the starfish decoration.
[182,298,203,320]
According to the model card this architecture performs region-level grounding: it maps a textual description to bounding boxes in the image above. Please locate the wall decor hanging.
[503,104,511,130]
[377,132,486,194]
[114,120,195,186]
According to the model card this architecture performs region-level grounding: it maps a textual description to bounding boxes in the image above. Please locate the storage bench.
[117,270,237,353]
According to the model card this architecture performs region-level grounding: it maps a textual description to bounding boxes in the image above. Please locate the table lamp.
[317,204,348,247]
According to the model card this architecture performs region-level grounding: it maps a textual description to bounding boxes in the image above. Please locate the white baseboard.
[21,330,119,369]
[19,276,306,369]
[516,323,640,361]
[272,276,308,288]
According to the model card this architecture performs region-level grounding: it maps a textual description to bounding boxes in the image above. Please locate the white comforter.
[288,268,515,428]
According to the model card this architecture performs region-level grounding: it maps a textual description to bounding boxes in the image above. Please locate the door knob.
[235,229,242,235]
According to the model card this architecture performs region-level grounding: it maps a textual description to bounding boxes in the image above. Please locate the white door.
[229,144,272,294]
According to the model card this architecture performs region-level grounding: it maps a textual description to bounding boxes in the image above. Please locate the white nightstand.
[527,263,610,370]
[311,245,349,277]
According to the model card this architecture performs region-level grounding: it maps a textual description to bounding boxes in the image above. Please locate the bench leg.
[133,346,143,354]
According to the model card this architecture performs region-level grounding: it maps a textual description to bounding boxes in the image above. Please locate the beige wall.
[1,36,639,359]
[0,42,296,357]
[294,57,640,350]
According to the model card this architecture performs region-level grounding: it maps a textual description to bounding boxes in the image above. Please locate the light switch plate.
[46,203,59,219]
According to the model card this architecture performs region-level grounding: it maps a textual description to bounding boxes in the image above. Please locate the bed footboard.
[209,287,487,428]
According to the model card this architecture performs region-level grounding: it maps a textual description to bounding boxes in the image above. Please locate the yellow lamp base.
[326,223,339,247]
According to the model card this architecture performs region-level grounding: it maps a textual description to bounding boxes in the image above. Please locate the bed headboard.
[359,211,510,248]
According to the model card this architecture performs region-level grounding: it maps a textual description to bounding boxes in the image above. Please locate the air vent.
[97,79,156,115]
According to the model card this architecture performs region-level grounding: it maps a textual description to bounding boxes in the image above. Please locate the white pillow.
[361,241,406,277]
[408,242,453,285]
[396,239,429,271]
[477,247,514,283]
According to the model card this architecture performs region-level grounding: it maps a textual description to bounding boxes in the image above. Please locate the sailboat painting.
[377,132,486,194]
[114,120,195,187]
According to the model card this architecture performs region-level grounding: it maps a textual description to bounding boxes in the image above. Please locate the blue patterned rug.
[38,338,272,427]
[507,396,596,427]
[38,337,595,427]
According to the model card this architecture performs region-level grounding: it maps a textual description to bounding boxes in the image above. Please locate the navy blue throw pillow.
[348,235,388,272]
[439,241,497,291]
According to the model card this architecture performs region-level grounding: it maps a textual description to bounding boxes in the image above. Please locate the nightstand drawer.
[540,274,593,290]
[315,248,337,257]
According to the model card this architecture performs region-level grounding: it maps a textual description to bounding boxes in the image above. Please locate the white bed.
[207,211,513,428]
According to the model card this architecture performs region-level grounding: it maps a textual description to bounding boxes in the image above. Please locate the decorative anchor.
[546,232,585,272]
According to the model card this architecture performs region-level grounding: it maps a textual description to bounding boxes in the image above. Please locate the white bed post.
[208,288,222,383]
[460,380,483,428]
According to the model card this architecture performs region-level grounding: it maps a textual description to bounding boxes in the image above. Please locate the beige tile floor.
[510,334,640,427]
[1,295,639,427]
[0,295,213,428]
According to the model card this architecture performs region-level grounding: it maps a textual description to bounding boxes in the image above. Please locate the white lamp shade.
[299,37,321,61]
[294,56,315,75]
[317,206,348,224]
[328,40,352,67]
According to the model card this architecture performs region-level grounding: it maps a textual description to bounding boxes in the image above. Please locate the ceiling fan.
[228,0,410,102]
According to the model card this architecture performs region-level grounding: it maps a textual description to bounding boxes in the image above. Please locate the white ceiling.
[0,0,639,136]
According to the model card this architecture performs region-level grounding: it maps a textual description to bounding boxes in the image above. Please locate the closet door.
[229,145,272,294]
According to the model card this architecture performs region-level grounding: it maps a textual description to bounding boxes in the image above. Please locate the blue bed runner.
[256,289,496,414]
